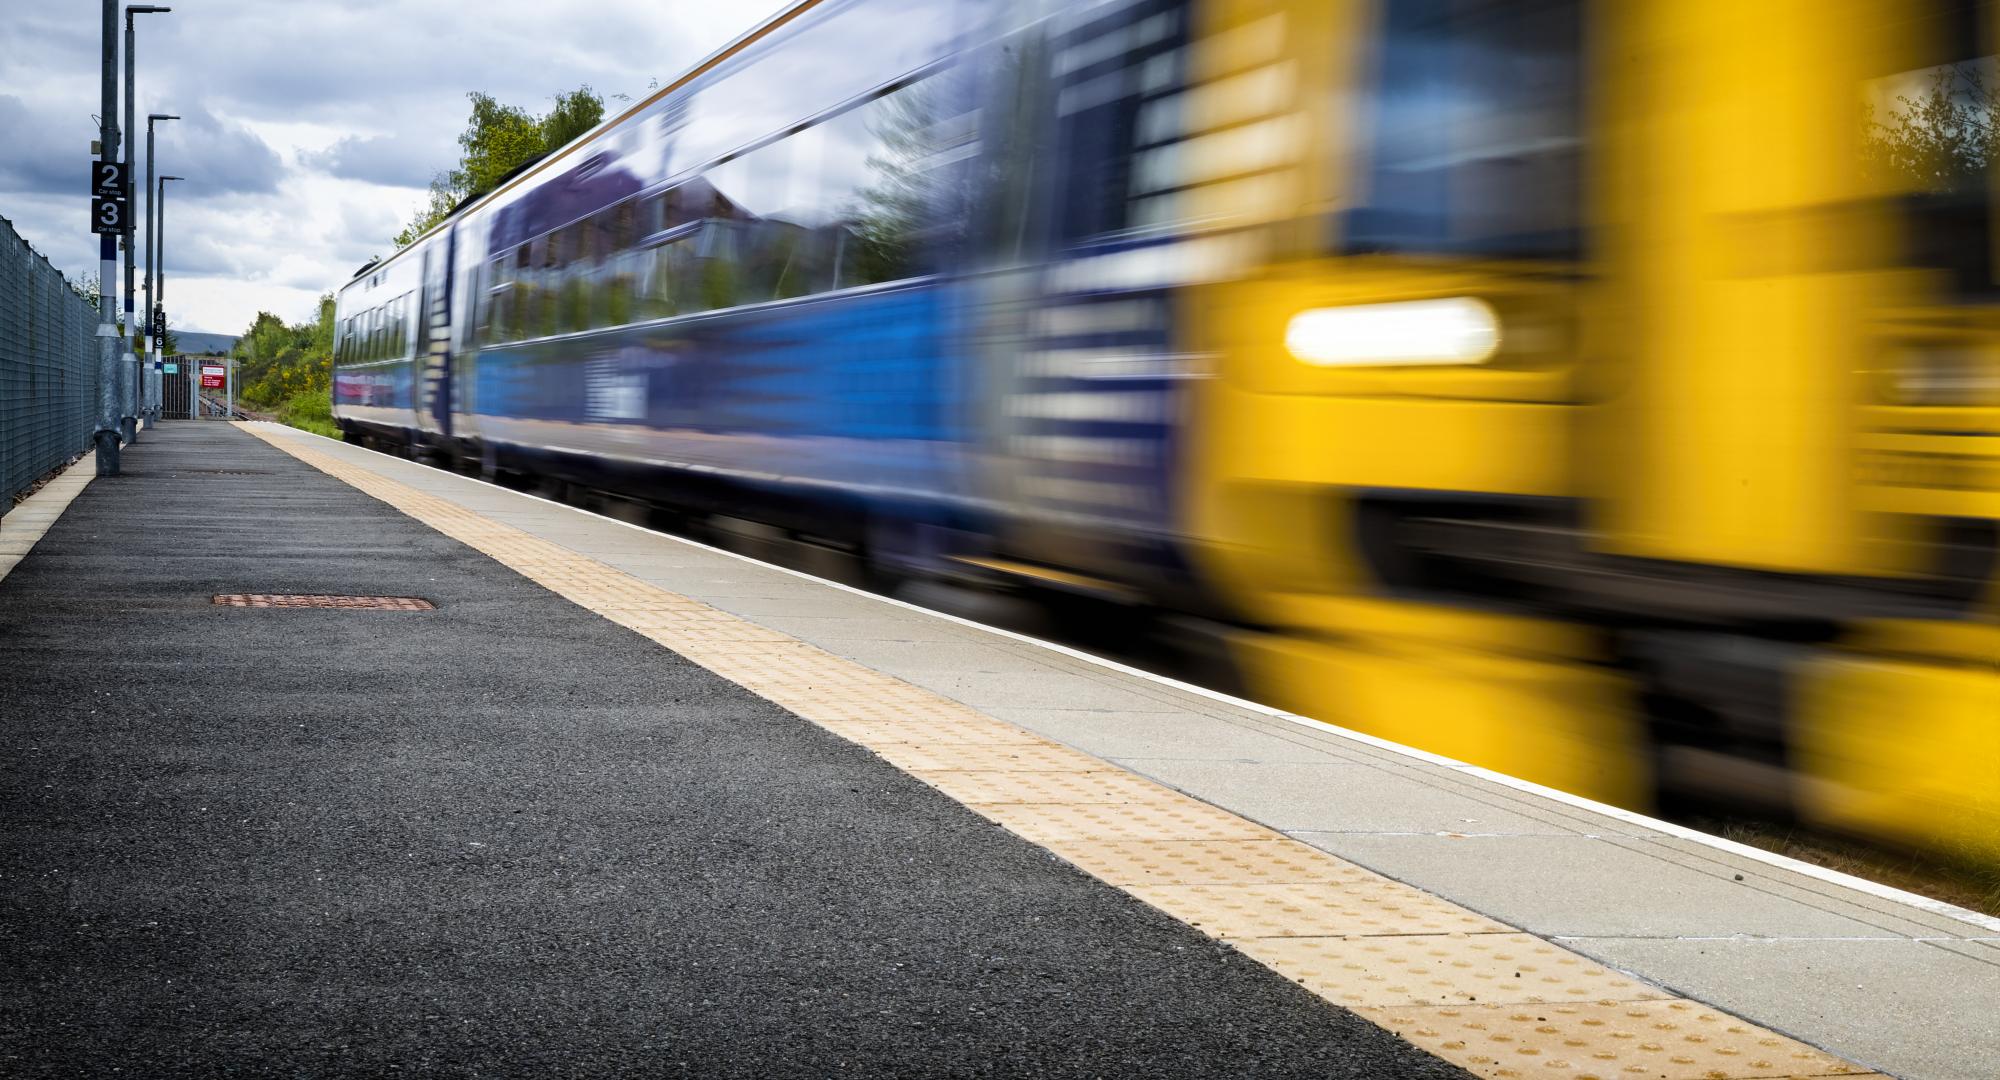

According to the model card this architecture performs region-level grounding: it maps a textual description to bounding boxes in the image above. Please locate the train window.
[1047,0,1191,245]
[597,202,634,255]
[515,237,544,338]
[1861,1,1995,294]
[600,250,636,328]
[676,182,727,234]
[508,244,533,340]
[541,235,566,340]
[554,224,589,334]
[1344,0,1584,258]
[710,148,798,305]
[641,189,670,237]
[694,222,740,310]
[633,241,669,321]
[476,258,500,345]
[642,75,962,315]
[845,84,961,284]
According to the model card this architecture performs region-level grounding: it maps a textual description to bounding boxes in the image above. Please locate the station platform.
[2,420,1993,1079]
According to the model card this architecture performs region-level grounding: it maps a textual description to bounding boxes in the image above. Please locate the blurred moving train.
[335,0,2000,867]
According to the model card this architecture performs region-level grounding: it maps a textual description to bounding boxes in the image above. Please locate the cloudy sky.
[0,0,783,335]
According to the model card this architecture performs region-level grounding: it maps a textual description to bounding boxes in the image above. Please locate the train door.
[967,0,1206,601]
[416,229,455,442]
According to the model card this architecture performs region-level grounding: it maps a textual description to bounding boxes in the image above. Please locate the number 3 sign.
[90,160,130,236]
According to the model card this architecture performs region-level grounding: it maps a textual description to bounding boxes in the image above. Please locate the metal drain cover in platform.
[212,594,435,610]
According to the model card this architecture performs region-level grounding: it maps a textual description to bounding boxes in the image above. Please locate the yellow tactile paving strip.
[246,426,1877,1080]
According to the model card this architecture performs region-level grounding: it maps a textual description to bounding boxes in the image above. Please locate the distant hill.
[173,331,239,356]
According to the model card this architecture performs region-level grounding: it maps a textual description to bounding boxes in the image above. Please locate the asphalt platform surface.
[0,422,1470,1079]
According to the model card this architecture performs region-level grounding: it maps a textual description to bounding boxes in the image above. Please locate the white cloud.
[0,0,780,334]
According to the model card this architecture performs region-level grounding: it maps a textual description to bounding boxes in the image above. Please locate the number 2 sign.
[89,160,130,236]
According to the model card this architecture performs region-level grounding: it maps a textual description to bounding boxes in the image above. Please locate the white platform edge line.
[255,422,2000,936]
[0,455,95,585]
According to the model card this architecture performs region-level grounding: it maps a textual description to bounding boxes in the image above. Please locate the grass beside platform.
[276,391,338,439]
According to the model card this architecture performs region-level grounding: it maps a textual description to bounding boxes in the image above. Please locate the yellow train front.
[1136,0,2000,864]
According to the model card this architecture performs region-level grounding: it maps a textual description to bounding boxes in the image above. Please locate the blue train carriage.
[331,234,434,447]
[433,0,982,565]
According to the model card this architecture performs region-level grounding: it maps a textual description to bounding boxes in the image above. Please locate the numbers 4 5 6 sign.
[90,161,129,236]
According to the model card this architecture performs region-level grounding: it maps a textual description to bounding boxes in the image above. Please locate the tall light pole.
[158,174,181,414]
[144,112,176,420]
[121,5,170,442]
[95,0,121,474]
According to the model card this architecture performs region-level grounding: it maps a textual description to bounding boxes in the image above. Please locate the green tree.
[540,85,606,153]
[392,85,608,248]
[452,92,545,200]
[66,271,100,305]
[226,294,336,431]
[392,173,460,248]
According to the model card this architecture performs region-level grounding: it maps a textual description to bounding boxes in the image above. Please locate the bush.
[278,390,338,439]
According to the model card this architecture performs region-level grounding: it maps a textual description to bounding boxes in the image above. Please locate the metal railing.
[1,215,101,512]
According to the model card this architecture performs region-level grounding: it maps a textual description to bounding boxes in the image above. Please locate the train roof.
[345,1,817,286]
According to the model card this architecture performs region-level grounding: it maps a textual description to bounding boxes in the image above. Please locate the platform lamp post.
[95,0,121,474]
[121,4,171,442]
[157,174,182,415]
[144,112,176,421]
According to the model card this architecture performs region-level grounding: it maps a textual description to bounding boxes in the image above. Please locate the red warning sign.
[200,365,226,389]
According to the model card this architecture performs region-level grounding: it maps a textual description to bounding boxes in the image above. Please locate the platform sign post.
[93,0,122,475]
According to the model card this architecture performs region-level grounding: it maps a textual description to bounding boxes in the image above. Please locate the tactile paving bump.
[752,693,991,728]
[1040,838,1375,886]
[912,769,1176,805]
[1124,881,1507,938]
[212,593,434,610]
[980,800,1279,843]
[1232,933,1672,1008]
[868,739,1105,773]
[1357,999,1875,1080]
[816,715,1049,747]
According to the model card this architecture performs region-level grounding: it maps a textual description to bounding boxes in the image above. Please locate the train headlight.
[1285,297,1501,367]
